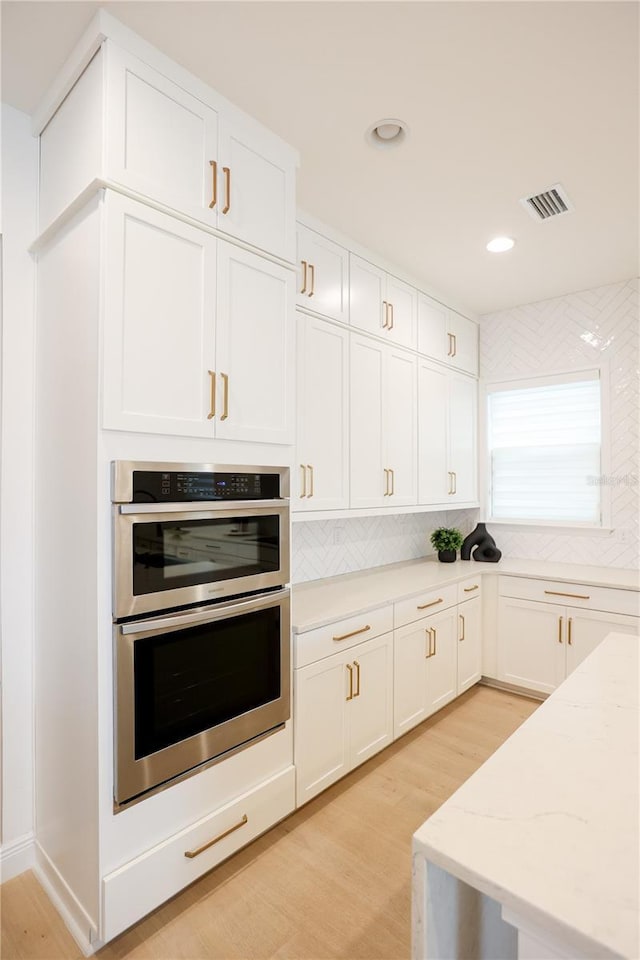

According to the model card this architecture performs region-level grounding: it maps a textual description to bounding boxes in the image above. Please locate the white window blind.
[487,372,601,524]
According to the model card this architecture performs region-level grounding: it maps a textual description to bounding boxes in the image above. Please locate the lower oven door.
[114,589,290,807]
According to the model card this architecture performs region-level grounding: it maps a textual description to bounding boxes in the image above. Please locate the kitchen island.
[412,632,639,960]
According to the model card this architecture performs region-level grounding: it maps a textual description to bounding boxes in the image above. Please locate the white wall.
[480,278,639,569]
[0,104,38,877]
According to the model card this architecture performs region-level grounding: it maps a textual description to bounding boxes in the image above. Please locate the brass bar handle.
[184,814,248,858]
[300,260,308,295]
[452,333,457,357]
[383,468,390,496]
[417,598,443,610]
[389,303,394,330]
[558,616,563,643]
[308,263,315,297]
[346,663,354,701]
[544,590,590,600]
[425,628,431,658]
[353,660,361,698]
[222,166,231,214]
[459,614,465,642]
[220,372,229,420]
[382,301,389,329]
[432,627,437,656]
[389,468,395,496]
[307,464,314,498]
[447,333,453,356]
[207,370,216,420]
[208,160,218,209]
[299,464,306,498]
[448,471,453,495]
[452,471,457,495]
[463,585,479,592]
[568,617,573,645]
[333,624,371,642]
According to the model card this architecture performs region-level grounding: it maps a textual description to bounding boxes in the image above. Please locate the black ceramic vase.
[460,523,502,563]
[438,549,457,563]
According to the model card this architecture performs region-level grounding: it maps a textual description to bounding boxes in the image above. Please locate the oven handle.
[118,499,288,515]
[120,588,290,635]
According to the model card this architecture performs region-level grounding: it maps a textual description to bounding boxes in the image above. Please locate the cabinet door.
[565,609,639,677]
[498,598,565,694]
[448,374,478,503]
[425,609,458,715]
[106,46,219,227]
[393,620,430,738]
[457,597,482,694]
[217,111,296,261]
[215,242,294,444]
[448,313,478,376]
[349,633,394,769]
[349,255,386,337]
[384,348,417,506]
[350,334,385,507]
[103,193,216,437]
[385,275,417,349]
[417,294,448,363]
[417,360,449,504]
[295,315,349,510]
[294,653,350,806]
[296,225,349,323]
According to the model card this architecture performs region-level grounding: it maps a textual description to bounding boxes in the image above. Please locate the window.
[486,371,602,525]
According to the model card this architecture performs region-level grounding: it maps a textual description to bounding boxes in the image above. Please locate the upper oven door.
[113,501,290,619]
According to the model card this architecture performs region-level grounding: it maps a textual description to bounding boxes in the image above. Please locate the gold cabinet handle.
[447,332,453,356]
[544,590,590,600]
[184,814,248,858]
[333,624,371,642]
[299,463,307,498]
[558,616,563,643]
[425,628,431,658]
[568,617,573,645]
[388,302,394,330]
[300,260,308,295]
[220,372,229,420]
[308,263,315,297]
[389,468,395,496]
[432,627,437,656]
[459,614,465,642]
[383,468,390,496]
[307,464,314,497]
[464,585,479,592]
[207,370,216,419]
[417,598,443,610]
[452,333,457,357]
[353,660,361,698]
[346,663,354,701]
[452,471,457,495]
[382,300,389,329]
[448,471,453,495]
[208,160,218,209]
[222,166,231,214]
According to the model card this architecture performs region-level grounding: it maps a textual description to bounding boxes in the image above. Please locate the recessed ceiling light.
[366,118,409,149]
[486,236,515,253]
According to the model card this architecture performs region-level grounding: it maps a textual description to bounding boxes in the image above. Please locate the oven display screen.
[132,470,280,502]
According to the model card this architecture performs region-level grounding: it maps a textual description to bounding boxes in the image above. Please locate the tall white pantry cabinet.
[32,12,299,950]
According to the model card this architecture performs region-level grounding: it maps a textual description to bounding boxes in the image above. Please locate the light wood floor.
[1,686,538,960]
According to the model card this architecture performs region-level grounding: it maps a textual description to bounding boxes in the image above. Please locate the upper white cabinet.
[103,193,294,443]
[417,294,478,376]
[296,224,349,324]
[350,254,417,350]
[295,314,349,510]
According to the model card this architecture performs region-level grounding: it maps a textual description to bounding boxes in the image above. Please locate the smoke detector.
[520,183,574,221]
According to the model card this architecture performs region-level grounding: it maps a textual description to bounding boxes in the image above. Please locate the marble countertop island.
[412,632,639,959]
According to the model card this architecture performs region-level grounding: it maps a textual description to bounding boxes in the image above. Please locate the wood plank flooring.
[1,686,538,960]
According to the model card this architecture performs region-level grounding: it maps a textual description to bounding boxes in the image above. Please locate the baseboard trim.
[479,676,547,702]
[0,833,36,882]
[33,841,98,957]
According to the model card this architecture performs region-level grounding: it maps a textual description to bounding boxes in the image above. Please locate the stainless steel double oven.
[111,461,290,808]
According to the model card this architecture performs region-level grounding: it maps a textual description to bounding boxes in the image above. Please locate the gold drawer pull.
[207,369,216,419]
[184,814,248,858]
[308,262,315,297]
[307,464,314,498]
[459,614,465,642]
[463,585,479,592]
[545,590,590,600]
[568,617,573,645]
[300,260,308,295]
[353,660,361,697]
[382,301,389,329]
[417,598,443,610]
[346,663,354,701]
[208,160,217,209]
[558,616,563,644]
[220,372,229,420]
[222,166,231,214]
[299,464,306,498]
[333,624,371,642]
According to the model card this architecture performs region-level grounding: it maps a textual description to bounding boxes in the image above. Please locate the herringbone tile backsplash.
[292,278,639,584]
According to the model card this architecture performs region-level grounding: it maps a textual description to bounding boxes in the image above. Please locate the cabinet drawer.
[394,584,458,629]
[294,606,393,668]
[102,766,295,942]
[499,576,640,617]
[457,577,482,604]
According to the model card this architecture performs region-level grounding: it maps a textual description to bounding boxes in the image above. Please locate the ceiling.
[2,1,638,315]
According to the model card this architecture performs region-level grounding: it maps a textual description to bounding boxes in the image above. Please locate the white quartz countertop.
[413,632,639,959]
[291,557,640,633]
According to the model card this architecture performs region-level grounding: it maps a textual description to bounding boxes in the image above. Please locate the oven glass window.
[132,515,280,596]
[134,606,281,759]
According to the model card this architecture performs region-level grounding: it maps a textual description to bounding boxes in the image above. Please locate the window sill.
[485,520,614,535]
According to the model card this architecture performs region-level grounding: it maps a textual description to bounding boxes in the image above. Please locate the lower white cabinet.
[457,596,482,694]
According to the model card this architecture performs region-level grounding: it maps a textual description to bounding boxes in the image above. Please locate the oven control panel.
[130,470,280,502]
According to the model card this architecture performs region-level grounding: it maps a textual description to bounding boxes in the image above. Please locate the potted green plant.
[430,527,463,563]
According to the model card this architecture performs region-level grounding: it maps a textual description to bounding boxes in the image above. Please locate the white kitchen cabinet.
[457,596,482,694]
[294,630,393,806]
[294,314,349,510]
[417,293,478,376]
[350,254,416,349]
[425,608,459,715]
[296,224,349,323]
[350,333,417,509]
[564,609,639,674]
[103,192,294,443]
[418,359,478,506]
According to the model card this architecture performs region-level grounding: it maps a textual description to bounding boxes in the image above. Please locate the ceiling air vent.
[520,183,574,221]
